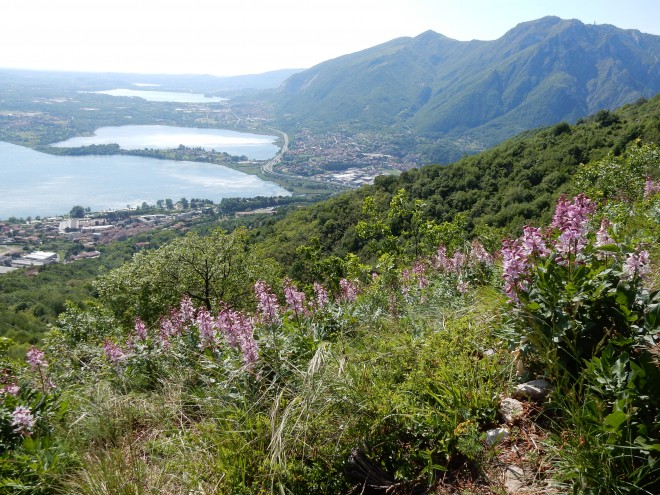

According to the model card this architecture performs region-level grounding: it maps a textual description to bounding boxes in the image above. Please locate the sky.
[2,0,659,77]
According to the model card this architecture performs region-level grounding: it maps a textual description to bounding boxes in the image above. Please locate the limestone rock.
[513,379,553,401]
[504,464,525,494]
[499,397,524,423]
[485,427,510,446]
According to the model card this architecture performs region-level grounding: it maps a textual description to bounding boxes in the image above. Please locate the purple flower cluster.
[439,250,466,274]
[313,282,329,309]
[338,278,359,302]
[520,226,550,257]
[103,339,125,363]
[470,240,494,266]
[402,261,430,298]
[134,318,147,341]
[11,405,36,436]
[1,369,19,396]
[26,347,47,370]
[103,294,261,367]
[552,194,595,263]
[501,193,652,302]
[284,278,309,317]
[254,280,280,324]
[623,249,651,280]
[644,176,660,199]
[216,308,258,365]
[501,238,530,301]
[595,218,614,247]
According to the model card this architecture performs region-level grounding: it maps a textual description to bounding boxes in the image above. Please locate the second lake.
[52,125,280,161]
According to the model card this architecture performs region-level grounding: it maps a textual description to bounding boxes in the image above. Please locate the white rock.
[513,379,553,401]
[485,427,510,446]
[504,464,525,494]
[499,397,525,422]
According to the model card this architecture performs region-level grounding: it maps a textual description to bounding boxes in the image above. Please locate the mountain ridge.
[275,16,660,162]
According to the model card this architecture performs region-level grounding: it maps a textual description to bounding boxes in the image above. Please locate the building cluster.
[0,210,209,275]
[0,250,59,274]
[278,129,420,187]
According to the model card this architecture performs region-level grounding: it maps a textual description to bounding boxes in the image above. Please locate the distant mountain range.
[0,67,303,94]
[275,16,660,162]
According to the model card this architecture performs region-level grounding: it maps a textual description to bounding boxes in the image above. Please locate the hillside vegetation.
[1,92,659,494]
[257,95,660,272]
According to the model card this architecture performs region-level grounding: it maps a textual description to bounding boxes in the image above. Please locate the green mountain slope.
[275,17,660,162]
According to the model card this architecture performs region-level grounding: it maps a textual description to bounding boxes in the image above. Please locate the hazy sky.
[2,0,658,76]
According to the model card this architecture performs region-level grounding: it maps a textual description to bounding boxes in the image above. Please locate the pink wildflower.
[520,226,550,257]
[159,307,186,337]
[196,308,217,348]
[217,309,258,365]
[401,269,411,296]
[254,280,280,324]
[411,261,429,289]
[457,280,470,294]
[1,384,20,396]
[595,218,614,247]
[501,238,529,301]
[470,240,494,265]
[623,249,650,280]
[103,339,125,363]
[338,278,359,302]
[11,406,36,436]
[644,176,660,199]
[26,347,47,369]
[179,296,195,323]
[134,318,147,340]
[239,329,259,366]
[283,278,308,317]
[313,282,329,309]
[434,245,449,271]
[449,251,467,274]
[552,194,595,263]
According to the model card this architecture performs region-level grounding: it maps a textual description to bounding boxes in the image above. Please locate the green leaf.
[603,410,627,429]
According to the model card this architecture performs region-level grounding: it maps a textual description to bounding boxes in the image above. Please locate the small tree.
[95,227,279,326]
[69,205,85,218]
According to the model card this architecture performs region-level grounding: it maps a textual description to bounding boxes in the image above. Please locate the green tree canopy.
[95,227,280,326]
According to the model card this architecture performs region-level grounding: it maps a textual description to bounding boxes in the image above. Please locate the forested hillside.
[257,94,660,270]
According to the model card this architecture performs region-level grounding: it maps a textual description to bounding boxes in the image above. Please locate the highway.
[261,128,288,175]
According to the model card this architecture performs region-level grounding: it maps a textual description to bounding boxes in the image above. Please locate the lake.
[52,125,280,160]
[0,141,289,219]
[87,89,228,103]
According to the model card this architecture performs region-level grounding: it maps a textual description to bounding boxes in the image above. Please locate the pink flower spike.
[254,280,280,324]
[520,226,550,257]
[196,308,217,348]
[470,240,493,265]
[338,278,359,302]
[11,406,36,436]
[179,296,195,323]
[283,278,308,317]
[134,318,147,340]
[103,339,125,363]
[313,282,329,309]
[1,384,20,396]
[595,219,614,247]
[623,250,650,280]
[26,347,47,369]
[644,176,660,199]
